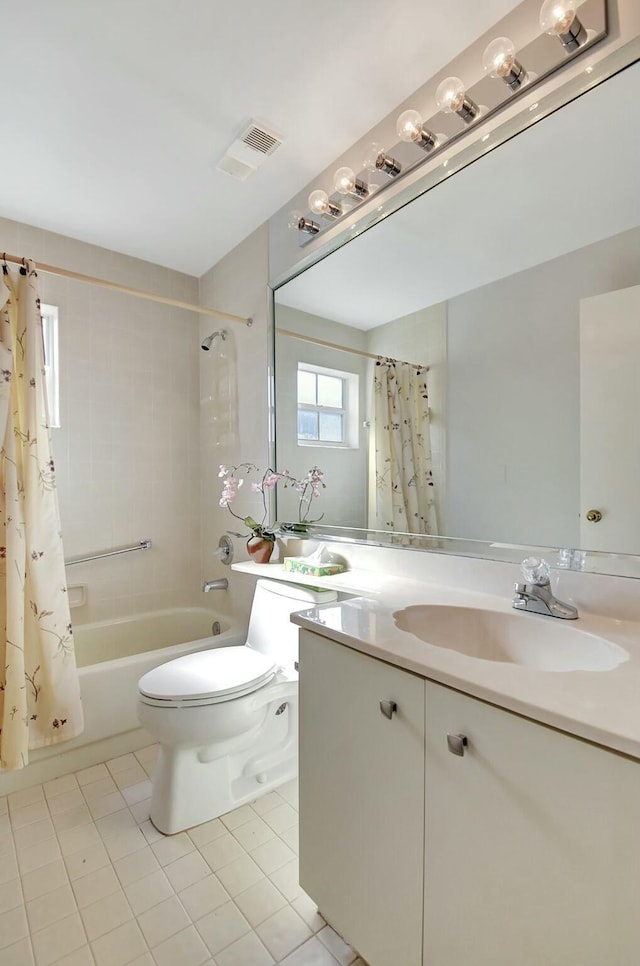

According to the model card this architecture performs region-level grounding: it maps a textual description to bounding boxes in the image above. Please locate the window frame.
[296,362,359,450]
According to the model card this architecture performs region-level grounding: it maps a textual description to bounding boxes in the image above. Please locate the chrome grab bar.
[65,539,152,567]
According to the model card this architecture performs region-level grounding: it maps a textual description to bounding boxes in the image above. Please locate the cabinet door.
[424,681,640,966]
[299,630,425,966]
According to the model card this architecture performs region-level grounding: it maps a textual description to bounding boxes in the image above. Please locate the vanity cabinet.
[298,629,425,966]
[424,680,640,966]
[299,629,640,966]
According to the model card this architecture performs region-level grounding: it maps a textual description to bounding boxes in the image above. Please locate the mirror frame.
[270,36,640,580]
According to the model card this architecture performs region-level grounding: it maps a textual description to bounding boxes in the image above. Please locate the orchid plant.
[218,463,326,543]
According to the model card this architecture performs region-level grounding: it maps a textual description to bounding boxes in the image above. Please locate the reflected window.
[297,364,358,448]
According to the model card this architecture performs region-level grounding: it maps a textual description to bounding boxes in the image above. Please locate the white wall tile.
[0,217,201,625]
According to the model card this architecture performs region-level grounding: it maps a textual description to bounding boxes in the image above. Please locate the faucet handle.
[521,556,550,585]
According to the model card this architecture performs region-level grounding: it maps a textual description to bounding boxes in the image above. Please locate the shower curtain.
[0,261,83,769]
[372,358,438,535]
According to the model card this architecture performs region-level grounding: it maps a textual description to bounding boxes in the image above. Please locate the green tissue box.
[283,557,345,577]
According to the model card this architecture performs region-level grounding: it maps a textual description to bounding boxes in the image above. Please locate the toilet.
[137,578,337,834]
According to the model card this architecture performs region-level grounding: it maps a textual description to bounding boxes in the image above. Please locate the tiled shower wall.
[0,217,202,624]
[198,223,271,625]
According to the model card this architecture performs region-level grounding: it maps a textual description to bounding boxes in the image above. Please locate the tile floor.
[0,746,366,966]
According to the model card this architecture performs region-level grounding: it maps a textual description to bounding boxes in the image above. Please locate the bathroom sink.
[393,605,628,672]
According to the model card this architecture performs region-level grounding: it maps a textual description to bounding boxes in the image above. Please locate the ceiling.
[275,62,640,328]
[0,0,521,277]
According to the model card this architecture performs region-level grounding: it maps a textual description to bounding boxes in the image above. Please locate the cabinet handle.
[447,733,468,756]
[380,700,397,720]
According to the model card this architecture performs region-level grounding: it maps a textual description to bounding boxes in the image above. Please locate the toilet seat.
[138,646,277,709]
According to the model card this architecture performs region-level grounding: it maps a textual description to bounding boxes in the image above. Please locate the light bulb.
[397,110,423,143]
[483,37,515,78]
[435,76,466,114]
[483,37,527,90]
[308,189,341,220]
[334,166,356,195]
[435,76,478,124]
[364,143,384,173]
[333,165,369,198]
[396,109,437,151]
[539,0,576,34]
[287,210,303,231]
[539,0,586,49]
[308,190,329,215]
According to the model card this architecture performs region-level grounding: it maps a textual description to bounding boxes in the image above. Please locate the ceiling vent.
[216,119,283,181]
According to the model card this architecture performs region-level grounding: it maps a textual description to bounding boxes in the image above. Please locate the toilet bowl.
[137,578,337,834]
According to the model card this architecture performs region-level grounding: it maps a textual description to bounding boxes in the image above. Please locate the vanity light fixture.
[289,0,605,246]
[539,0,587,52]
[483,37,527,90]
[396,110,438,151]
[435,76,479,124]
[308,189,342,219]
[288,211,320,235]
[364,142,402,178]
[334,165,370,198]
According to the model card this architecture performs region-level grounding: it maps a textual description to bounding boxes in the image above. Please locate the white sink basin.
[393,605,628,672]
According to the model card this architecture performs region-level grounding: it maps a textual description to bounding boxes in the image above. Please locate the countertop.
[289,577,640,761]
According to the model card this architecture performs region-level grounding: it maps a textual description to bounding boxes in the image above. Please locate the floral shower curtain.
[372,358,438,535]
[0,261,83,769]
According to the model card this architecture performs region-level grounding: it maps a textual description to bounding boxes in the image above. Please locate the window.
[297,363,359,448]
[41,304,60,428]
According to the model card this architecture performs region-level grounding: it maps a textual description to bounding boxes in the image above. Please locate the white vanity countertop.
[290,578,640,761]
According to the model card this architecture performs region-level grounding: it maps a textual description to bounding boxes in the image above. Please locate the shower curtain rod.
[275,327,428,371]
[2,252,252,326]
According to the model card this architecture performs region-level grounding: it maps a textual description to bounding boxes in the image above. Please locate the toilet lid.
[138,646,276,703]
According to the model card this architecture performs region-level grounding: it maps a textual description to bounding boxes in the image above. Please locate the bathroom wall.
[198,223,272,625]
[446,225,640,547]
[275,305,369,529]
[0,216,202,625]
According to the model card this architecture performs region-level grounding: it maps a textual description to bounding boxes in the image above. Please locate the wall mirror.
[273,56,640,574]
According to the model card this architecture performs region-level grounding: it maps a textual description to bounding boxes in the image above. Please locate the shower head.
[201,329,227,351]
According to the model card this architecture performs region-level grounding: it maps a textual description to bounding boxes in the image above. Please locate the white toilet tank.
[246,579,337,667]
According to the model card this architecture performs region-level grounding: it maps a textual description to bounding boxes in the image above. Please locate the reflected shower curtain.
[0,261,83,769]
[372,359,437,535]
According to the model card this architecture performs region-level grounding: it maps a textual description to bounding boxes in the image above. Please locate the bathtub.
[71,607,244,747]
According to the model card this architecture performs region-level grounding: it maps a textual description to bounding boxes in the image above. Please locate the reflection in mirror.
[274,60,640,559]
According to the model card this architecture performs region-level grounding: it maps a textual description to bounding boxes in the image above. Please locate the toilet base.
[148,696,298,834]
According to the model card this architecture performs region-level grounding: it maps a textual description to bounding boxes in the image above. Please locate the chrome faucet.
[512,557,578,620]
[203,578,228,592]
